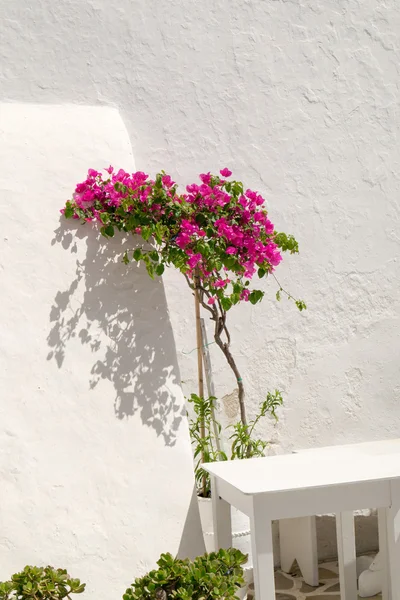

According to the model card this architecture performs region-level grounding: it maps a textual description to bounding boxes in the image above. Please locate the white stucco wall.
[0,104,204,598]
[1,0,400,577]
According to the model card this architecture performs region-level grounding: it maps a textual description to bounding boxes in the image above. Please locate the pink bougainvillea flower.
[199,172,211,185]
[213,279,230,288]
[176,233,191,249]
[187,253,202,269]
[162,174,174,188]
[82,189,95,203]
[186,183,199,194]
[61,166,300,317]
[115,168,129,182]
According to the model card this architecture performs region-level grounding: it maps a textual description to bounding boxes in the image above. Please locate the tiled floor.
[247,561,382,600]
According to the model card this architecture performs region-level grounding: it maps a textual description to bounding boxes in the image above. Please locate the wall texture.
[0,104,204,598]
[1,0,400,581]
[2,0,399,448]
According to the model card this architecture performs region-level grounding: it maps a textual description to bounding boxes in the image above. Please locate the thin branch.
[272,272,296,301]
[182,274,249,429]
[183,272,195,290]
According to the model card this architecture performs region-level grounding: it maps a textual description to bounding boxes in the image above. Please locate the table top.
[203,438,400,495]
[297,438,400,457]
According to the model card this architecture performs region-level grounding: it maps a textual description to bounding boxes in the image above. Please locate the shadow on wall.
[47,219,185,447]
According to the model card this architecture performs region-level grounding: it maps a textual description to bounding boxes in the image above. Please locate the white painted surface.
[359,552,384,598]
[1,0,400,452]
[336,512,357,600]
[198,496,252,565]
[0,104,203,597]
[298,439,400,457]
[250,498,275,600]
[2,0,400,567]
[280,439,400,585]
[385,481,400,600]
[209,443,400,600]
[280,517,319,586]
[204,439,400,494]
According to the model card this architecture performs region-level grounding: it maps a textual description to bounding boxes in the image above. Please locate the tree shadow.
[47,220,185,446]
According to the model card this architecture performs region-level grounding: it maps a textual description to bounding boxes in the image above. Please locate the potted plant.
[61,166,304,564]
[0,566,85,600]
[188,391,282,573]
[123,547,248,600]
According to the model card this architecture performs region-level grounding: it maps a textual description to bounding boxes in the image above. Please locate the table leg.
[211,475,232,549]
[378,507,391,600]
[279,516,319,586]
[386,480,400,600]
[251,497,275,600]
[336,511,357,600]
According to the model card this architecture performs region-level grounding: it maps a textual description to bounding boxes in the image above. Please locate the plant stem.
[186,276,248,429]
[200,318,222,453]
[213,320,247,428]
[194,268,207,496]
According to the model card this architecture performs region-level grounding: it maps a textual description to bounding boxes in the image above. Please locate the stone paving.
[246,561,382,600]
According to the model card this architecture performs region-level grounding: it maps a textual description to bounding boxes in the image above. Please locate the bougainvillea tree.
[61,167,305,430]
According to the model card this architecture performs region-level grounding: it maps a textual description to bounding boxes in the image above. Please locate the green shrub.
[0,566,85,600]
[123,548,248,600]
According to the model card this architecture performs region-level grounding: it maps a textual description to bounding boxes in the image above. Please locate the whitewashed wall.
[0,104,204,598]
[1,0,400,577]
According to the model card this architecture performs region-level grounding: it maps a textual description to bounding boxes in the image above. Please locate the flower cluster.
[62,167,301,309]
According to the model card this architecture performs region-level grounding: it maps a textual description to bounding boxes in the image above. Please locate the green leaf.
[220,297,232,311]
[276,289,281,301]
[195,213,207,226]
[274,232,299,254]
[64,202,74,219]
[154,223,164,244]
[258,267,266,278]
[232,282,242,294]
[104,224,115,238]
[127,215,140,229]
[149,250,159,262]
[122,251,130,265]
[141,226,151,241]
[295,299,307,311]
[155,172,163,189]
[146,263,155,279]
[133,248,142,262]
[223,256,236,270]
[249,290,264,305]
[155,263,165,276]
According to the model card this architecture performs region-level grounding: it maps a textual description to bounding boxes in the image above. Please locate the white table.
[203,442,400,600]
[280,440,400,599]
